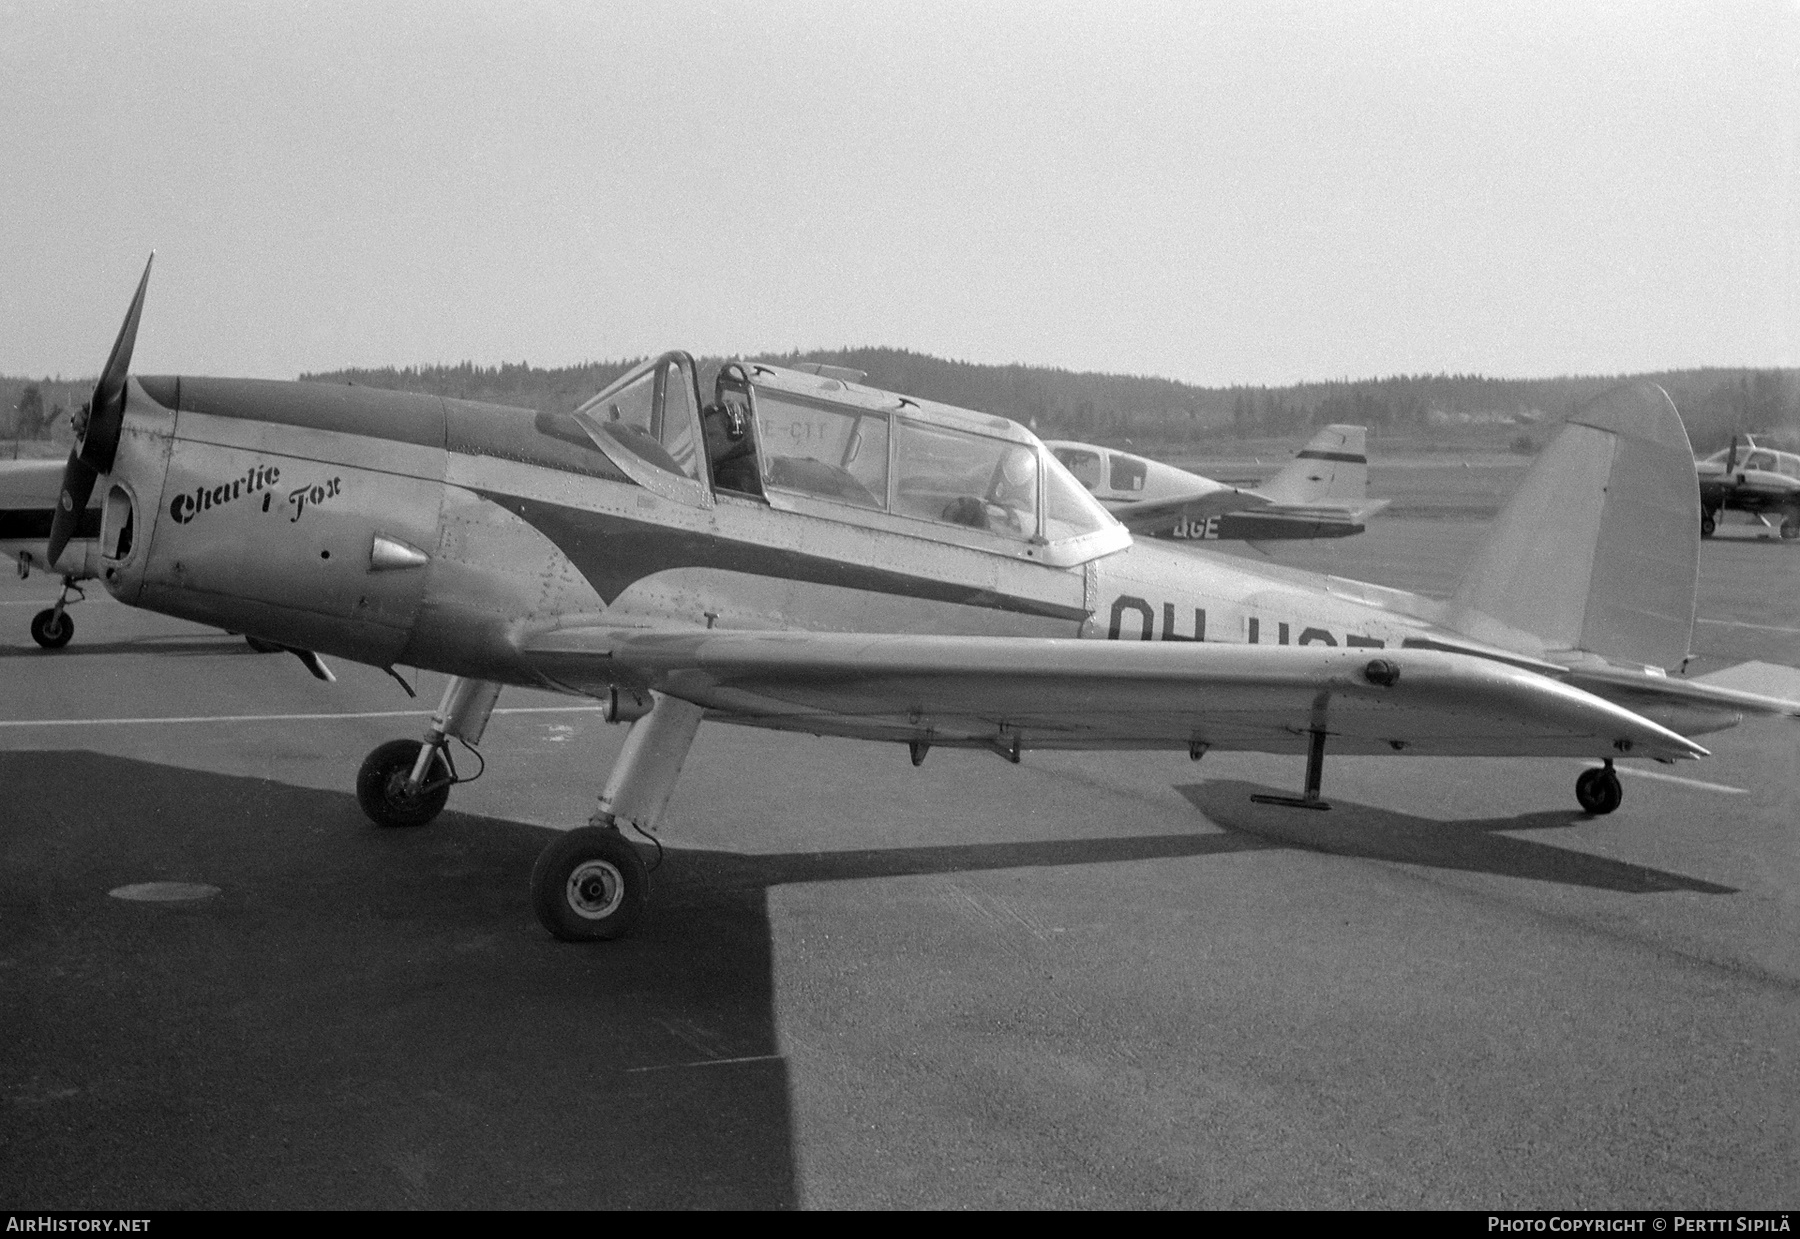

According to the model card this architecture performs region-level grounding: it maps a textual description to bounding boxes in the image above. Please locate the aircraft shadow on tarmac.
[0,751,1733,1209]
[0,635,263,659]
[1175,780,1737,896]
[1,750,794,1210]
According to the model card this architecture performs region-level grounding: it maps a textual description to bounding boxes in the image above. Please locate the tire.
[355,739,451,828]
[1700,509,1715,539]
[30,608,73,649]
[1575,767,1623,815]
[245,636,283,653]
[531,826,649,942]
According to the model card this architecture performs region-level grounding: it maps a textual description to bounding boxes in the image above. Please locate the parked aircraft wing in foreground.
[38,258,1800,941]
[522,628,1703,760]
[1047,425,1385,542]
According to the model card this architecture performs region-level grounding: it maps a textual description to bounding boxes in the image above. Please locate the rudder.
[1257,424,1368,507]
[1445,383,1697,669]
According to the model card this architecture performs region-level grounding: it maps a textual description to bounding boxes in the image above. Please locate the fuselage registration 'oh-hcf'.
[37,258,1800,940]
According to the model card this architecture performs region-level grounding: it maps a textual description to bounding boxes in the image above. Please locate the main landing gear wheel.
[356,739,452,828]
[1575,764,1623,815]
[1700,508,1716,538]
[531,826,649,942]
[30,608,73,649]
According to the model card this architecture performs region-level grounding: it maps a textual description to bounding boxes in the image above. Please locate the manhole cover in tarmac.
[108,882,221,902]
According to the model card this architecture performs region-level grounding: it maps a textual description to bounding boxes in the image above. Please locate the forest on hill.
[7,350,1797,455]
[297,349,1798,455]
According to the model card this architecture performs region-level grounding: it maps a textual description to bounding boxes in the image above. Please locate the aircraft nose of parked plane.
[88,376,180,608]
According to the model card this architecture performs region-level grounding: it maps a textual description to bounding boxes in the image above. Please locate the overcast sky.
[2,1,1795,386]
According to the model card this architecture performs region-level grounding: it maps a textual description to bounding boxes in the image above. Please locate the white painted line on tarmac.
[623,1054,785,1074]
[1695,618,1800,635]
[0,705,608,728]
[1597,766,1748,795]
[492,706,608,715]
[110,882,221,902]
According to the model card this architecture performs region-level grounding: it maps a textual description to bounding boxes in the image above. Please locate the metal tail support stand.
[1250,727,1333,811]
[593,691,705,835]
[405,676,503,794]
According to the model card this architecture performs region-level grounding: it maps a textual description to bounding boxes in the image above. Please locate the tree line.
[6,352,1796,454]
[300,350,1798,454]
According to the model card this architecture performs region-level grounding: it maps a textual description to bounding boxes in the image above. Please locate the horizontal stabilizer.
[1691,661,1800,710]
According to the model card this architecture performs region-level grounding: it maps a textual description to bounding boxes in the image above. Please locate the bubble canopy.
[576,356,1128,568]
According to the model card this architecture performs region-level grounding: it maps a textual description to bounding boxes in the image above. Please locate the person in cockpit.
[703,398,762,496]
[987,445,1038,534]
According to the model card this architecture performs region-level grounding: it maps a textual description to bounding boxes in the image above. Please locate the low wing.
[520,628,1705,760]
[1108,486,1270,533]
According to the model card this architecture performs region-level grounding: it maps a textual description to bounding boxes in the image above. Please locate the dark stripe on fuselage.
[1293,450,1365,464]
[483,492,1092,624]
[149,375,446,449]
[144,376,634,484]
[0,507,102,540]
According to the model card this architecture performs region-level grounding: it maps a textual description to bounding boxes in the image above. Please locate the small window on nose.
[102,484,134,561]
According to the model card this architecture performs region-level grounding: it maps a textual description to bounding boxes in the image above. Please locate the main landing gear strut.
[356,676,502,828]
[29,576,83,649]
[354,678,703,942]
[532,692,702,942]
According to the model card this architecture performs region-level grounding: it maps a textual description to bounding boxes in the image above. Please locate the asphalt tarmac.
[2,519,1795,1209]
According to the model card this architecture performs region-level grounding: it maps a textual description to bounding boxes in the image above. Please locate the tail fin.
[1256,425,1368,507]
[1444,383,1697,669]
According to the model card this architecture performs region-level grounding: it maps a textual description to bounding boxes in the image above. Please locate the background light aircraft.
[1,457,102,647]
[1696,435,1800,539]
[43,258,1800,941]
[1047,426,1387,542]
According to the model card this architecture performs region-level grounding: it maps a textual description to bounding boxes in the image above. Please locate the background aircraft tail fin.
[1256,424,1368,507]
[1445,383,1698,669]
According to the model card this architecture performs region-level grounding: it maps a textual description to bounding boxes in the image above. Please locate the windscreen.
[1042,450,1116,541]
[574,359,701,481]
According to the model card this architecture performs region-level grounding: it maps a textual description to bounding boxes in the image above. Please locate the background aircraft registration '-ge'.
[37,257,1800,941]
[1047,426,1386,543]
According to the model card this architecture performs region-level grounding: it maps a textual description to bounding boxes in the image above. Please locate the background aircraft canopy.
[1698,444,1800,479]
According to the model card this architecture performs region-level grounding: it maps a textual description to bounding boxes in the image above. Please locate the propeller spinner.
[46,253,155,566]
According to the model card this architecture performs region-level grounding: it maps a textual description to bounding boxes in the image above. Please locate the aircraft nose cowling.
[128,376,449,667]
